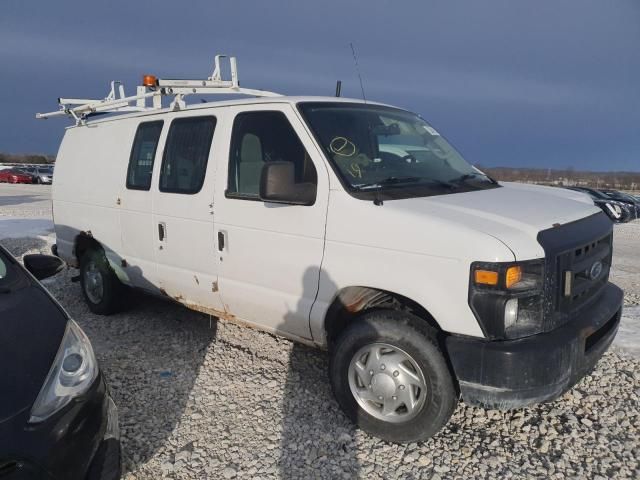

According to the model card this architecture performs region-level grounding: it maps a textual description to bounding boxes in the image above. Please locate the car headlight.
[469,260,545,339]
[29,320,98,423]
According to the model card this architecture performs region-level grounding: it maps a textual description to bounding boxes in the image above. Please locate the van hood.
[387,182,602,259]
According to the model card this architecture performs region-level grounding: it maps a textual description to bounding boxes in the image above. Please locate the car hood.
[0,286,66,423]
[388,182,602,259]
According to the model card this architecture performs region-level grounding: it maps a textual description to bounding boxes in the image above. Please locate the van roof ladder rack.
[36,55,282,125]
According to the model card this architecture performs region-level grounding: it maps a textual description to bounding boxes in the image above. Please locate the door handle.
[217,231,225,251]
[158,222,166,242]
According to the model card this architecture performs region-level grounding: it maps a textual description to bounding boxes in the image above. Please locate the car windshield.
[37,167,50,174]
[0,251,17,292]
[299,103,498,198]
[605,191,635,202]
[585,189,609,199]
[0,257,7,279]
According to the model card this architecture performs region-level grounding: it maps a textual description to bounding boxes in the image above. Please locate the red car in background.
[0,168,35,184]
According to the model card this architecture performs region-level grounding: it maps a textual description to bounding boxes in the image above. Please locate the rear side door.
[151,114,225,312]
[120,120,164,291]
[214,105,329,340]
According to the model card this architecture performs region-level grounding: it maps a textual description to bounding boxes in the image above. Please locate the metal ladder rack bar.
[36,54,281,124]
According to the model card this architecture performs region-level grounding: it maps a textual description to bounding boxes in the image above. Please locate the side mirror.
[259,161,316,206]
[23,254,65,280]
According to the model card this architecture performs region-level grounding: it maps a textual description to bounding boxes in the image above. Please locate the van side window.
[126,121,163,190]
[159,116,216,194]
[227,111,317,198]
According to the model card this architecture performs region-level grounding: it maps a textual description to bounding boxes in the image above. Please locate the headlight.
[29,320,98,423]
[469,260,545,339]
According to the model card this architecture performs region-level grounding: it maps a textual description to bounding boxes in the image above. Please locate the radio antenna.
[349,42,367,103]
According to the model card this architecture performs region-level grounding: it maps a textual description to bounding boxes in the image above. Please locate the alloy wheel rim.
[84,261,104,304]
[348,342,428,423]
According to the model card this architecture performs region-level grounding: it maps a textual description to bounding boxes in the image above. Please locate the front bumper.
[446,282,623,409]
[0,373,121,480]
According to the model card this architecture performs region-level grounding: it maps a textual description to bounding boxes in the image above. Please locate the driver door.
[214,105,329,340]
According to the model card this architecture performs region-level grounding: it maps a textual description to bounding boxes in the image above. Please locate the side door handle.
[158,222,166,242]
[217,231,225,251]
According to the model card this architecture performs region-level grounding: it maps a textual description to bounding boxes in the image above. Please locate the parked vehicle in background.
[15,166,54,184]
[600,189,640,220]
[0,168,35,184]
[0,245,120,480]
[16,166,37,176]
[38,55,623,443]
[565,186,633,223]
[31,166,54,184]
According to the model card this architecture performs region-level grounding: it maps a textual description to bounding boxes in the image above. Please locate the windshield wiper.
[450,172,498,185]
[355,176,454,191]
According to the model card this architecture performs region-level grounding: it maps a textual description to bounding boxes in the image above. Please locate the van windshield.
[298,102,499,199]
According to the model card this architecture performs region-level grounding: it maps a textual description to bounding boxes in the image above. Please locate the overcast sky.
[1,0,639,171]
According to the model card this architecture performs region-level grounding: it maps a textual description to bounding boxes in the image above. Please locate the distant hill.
[0,152,55,164]
[479,166,640,192]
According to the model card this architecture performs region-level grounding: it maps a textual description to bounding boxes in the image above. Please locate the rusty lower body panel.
[168,295,319,348]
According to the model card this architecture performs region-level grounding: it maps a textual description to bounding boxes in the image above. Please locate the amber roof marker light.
[142,75,158,87]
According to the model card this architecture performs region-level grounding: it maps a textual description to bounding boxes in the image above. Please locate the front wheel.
[80,249,125,315]
[329,310,458,443]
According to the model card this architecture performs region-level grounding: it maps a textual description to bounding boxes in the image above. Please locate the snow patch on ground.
[615,306,640,358]
[0,218,54,239]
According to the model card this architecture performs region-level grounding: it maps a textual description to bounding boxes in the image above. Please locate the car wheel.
[80,248,125,315]
[329,309,458,443]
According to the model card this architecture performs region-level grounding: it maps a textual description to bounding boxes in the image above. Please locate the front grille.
[537,213,614,332]
[557,233,612,313]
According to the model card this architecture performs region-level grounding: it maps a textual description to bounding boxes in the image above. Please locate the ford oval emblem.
[589,261,603,280]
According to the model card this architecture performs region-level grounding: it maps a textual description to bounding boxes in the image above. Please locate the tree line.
[480,166,640,191]
[0,152,55,165]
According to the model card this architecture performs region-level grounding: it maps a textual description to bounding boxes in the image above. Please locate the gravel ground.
[1,184,639,479]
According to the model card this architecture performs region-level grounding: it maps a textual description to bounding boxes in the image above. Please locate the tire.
[329,309,458,443]
[79,248,125,315]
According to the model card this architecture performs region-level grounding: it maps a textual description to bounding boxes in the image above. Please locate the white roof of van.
[67,96,398,128]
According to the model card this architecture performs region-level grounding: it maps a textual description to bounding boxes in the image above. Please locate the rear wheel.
[80,248,125,315]
[329,309,458,443]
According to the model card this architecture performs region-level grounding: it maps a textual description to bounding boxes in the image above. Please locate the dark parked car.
[600,190,640,220]
[0,245,120,480]
[565,187,633,223]
[0,168,34,184]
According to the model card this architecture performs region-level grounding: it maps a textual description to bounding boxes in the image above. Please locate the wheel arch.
[73,231,104,265]
[323,286,443,348]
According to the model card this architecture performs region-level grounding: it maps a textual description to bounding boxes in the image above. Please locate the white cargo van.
[39,57,623,442]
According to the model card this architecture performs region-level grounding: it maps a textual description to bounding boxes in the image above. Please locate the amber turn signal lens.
[142,74,158,87]
[505,266,523,289]
[474,269,499,286]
